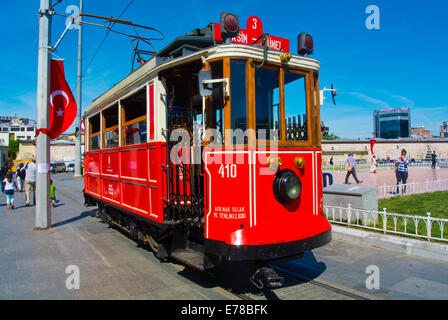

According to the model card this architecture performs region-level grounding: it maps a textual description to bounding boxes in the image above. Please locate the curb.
[331,225,448,262]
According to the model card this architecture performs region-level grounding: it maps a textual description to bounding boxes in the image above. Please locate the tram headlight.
[297,32,313,56]
[220,12,239,40]
[273,169,302,204]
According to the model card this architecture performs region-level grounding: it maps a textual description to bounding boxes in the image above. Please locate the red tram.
[83,13,331,288]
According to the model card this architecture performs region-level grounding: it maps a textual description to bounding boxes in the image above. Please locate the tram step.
[170,248,205,270]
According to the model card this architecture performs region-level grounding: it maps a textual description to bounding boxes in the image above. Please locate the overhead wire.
[82,0,136,77]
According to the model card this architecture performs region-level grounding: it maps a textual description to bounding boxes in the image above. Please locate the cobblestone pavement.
[1,173,447,300]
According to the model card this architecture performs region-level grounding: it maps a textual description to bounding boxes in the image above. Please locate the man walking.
[431,151,437,169]
[25,156,37,206]
[395,149,410,194]
[344,152,362,185]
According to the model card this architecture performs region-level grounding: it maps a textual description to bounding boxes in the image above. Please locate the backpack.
[19,166,26,179]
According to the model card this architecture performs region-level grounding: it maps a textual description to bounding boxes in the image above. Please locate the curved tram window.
[284,72,307,141]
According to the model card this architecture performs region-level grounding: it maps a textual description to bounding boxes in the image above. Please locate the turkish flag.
[370,139,376,155]
[48,59,77,139]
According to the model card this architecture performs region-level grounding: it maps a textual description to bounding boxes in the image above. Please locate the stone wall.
[322,139,448,164]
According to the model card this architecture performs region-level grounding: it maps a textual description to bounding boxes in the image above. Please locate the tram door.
[162,62,205,229]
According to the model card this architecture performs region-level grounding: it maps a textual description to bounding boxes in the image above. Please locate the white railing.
[377,179,448,199]
[322,162,434,172]
[323,204,448,242]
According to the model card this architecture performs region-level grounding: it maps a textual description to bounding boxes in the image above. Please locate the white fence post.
[347,203,352,227]
[427,212,431,241]
[382,208,387,234]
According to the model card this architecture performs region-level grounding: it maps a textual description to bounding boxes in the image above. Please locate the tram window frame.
[229,59,248,146]
[120,86,148,146]
[206,60,225,146]
[253,65,281,142]
[102,103,119,149]
[88,113,101,151]
[282,68,310,145]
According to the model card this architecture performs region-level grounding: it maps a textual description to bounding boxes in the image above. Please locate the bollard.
[427,212,431,241]
[382,208,387,234]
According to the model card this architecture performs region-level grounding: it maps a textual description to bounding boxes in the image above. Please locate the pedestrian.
[0,163,9,193]
[50,179,56,208]
[395,149,410,194]
[329,157,334,166]
[344,152,362,185]
[431,151,437,169]
[3,172,18,210]
[17,163,26,192]
[370,154,377,173]
[25,156,37,207]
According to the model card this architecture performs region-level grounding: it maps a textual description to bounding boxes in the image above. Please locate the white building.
[0,116,36,141]
[0,132,9,166]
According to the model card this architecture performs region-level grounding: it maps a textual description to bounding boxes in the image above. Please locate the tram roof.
[84,43,320,117]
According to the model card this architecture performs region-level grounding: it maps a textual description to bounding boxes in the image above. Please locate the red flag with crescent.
[370,139,376,155]
[45,59,77,139]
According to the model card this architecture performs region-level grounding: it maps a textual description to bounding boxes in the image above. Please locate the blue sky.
[0,0,447,139]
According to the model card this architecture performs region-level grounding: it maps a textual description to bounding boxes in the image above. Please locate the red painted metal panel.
[120,147,148,181]
[101,151,119,177]
[204,148,331,246]
[121,180,149,215]
[87,175,101,197]
[87,152,100,174]
[84,143,165,224]
[102,178,120,204]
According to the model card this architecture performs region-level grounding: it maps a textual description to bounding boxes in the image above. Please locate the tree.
[8,136,20,160]
[322,133,339,141]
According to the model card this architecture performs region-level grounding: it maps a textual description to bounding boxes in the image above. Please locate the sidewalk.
[0,174,232,300]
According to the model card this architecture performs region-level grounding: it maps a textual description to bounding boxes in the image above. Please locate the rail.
[323,204,448,243]
[377,179,448,199]
[322,162,435,172]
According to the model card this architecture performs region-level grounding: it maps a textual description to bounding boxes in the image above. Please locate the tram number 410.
[219,164,237,178]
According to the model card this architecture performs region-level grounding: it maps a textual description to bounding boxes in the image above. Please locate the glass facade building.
[373,108,410,139]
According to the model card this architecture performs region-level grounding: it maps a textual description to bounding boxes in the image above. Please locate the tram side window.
[209,61,224,144]
[89,114,101,150]
[230,60,247,132]
[103,103,119,148]
[121,88,147,146]
[284,71,307,141]
[255,67,280,140]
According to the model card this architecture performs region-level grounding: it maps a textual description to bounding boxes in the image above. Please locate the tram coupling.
[250,267,284,290]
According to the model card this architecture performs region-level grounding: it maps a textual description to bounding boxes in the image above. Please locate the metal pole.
[35,0,52,229]
[74,0,83,177]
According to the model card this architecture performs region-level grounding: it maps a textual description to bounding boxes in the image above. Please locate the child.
[3,172,18,210]
[50,179,56,208]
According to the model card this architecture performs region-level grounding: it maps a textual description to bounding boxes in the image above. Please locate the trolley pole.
[35,0,52,229]
[74,0,83,178]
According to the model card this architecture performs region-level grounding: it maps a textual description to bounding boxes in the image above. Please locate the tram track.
[270,265,374,300]
[54,177,373,301]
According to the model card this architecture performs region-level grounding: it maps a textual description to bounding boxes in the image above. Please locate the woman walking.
[3,172,18,210]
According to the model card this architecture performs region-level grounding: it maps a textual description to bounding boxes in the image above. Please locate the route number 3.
[219,164,237,178]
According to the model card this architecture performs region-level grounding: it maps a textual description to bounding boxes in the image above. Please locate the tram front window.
[230,60,247,132]
[284,71,307,141]
[255,67,280,140]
